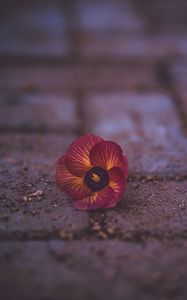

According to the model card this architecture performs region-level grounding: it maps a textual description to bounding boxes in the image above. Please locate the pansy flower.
[56,134,128,211]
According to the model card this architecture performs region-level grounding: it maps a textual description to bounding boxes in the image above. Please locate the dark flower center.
[84,166,109,192]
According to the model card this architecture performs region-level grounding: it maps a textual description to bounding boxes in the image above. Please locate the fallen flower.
[55,134,128,211]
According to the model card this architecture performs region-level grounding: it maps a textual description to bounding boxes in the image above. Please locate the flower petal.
[106,167,126,208]
[56,156,91,199]
[73,186,115,211]
[65,134,103,176]
[90,140,123,171]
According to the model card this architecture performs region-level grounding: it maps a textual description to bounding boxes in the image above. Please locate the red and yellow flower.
[56,134,128,211]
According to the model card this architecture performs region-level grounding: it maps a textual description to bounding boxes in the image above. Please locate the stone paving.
[0,1,187,299]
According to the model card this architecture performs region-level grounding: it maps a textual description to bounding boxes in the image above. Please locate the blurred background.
[0,0,187,135]
[0,0,187,173]
[0,1,187,300]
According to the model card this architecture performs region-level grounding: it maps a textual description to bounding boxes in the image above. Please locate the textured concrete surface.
[0,0,187,299]
[1,240,187,300]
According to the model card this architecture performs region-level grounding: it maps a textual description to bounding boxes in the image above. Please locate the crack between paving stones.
[0,228,186,244]
[0,56,163,67]
[0,127,79,135]
[60,0,80,62]
[75,90,87,135]
[129,174,187,182]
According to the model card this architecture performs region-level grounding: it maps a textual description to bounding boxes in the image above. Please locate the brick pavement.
[0,1,187,300]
